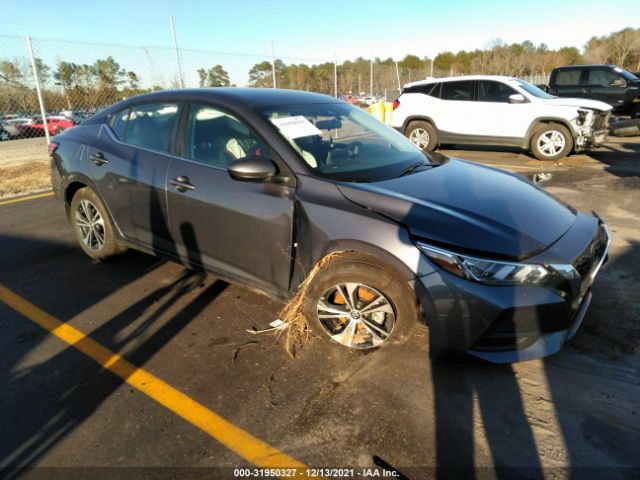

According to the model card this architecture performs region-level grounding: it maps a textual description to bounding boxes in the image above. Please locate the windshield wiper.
[396,161,431,178]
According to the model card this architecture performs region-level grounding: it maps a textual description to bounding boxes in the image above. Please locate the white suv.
[391,75,612,161]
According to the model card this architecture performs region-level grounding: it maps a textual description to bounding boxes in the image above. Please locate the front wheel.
[303,253,418,350]
[530,123,573,161]
[70,187,127,261]
[0,131,9,141]
[406,121,437,151]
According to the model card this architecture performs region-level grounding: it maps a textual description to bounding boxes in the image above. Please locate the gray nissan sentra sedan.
[50,88,610,363]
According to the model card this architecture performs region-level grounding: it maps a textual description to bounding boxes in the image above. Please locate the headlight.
[416,242,553,286]
[575,109,594,127]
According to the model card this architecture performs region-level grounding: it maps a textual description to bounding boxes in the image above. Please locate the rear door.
[89,102,178,253]
[433,80,477,135]
[165,102,295,293]
[550,68,585,98]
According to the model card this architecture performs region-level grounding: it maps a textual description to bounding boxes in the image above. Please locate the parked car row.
[0,114,79,141]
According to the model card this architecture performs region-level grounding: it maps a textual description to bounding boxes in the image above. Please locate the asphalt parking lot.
[1,138,639,479]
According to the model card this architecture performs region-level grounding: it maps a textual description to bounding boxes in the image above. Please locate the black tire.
[303,253,418,350]
[405,120,437,151]
[631,104,640,119]
[530,123,573,161]
[69,187,127,261]
[0,130,9,141]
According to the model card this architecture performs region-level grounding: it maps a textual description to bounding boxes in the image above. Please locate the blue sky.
[1,0,637,85]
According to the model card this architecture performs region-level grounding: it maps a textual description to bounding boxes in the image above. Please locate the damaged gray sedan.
[51,88,610,363]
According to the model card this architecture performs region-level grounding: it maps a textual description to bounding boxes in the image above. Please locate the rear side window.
[109,109,129,140]
[125,103,178,153]
[403,83,440,97]
[555,69,582,86]
[440,81,474,101]
[477,81,518,103]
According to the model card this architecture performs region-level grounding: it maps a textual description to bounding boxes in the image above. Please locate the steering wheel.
[345,141,362,158]
[326,140,364,167]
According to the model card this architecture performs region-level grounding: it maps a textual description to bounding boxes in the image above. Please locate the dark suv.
[51,88,610,363]
[547,65,640,117]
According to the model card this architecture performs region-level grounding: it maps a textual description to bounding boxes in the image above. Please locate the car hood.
[542,97,612,111]
[336,159,577,259]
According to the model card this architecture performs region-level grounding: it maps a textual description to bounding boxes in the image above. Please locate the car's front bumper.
[414,219,610,363]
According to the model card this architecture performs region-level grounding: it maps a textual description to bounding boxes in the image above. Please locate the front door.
[165,103,295,293]
[582,67,628,108]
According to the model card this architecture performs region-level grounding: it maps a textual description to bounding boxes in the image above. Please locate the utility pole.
[334,55,338,97]
[170,16,184,88]
[370,59,373,97]
[271,40,277,88]
[395,61,401,93]
[26,35,50,145]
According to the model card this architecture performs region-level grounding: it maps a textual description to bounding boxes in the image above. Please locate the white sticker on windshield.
[270,116,322,139]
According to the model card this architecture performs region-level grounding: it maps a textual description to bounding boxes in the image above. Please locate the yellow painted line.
[0,191,54,206]
[0,282,311,476]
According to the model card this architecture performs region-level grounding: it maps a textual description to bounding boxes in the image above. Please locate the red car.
[19,116,76,137]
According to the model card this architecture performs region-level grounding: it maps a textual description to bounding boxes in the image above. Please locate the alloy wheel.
[75,199,105,251]
[537,130,566,157]
[316,282,396,349]
[409,128,430,149]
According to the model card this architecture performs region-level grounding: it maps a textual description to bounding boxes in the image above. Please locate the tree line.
[1,27,638,114]
[247,28,640,95]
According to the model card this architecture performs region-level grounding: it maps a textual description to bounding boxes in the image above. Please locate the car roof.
[111,88,341,111]
[403,75,519,88]
[552,64,618,69]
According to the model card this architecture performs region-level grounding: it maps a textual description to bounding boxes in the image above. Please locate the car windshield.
[512,80,556,99]
[259,102,428,182]
[614,67,639,82]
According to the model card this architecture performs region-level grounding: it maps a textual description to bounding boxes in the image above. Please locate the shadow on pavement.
[0,215,228,478]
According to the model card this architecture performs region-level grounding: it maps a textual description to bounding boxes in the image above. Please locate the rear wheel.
[530,123,573,161]
[0,131,9,141]
[406,120,437,151]
[303,253,418,350]
[70,187,126,261]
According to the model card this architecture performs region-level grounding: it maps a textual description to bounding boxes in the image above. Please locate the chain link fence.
[1,34,551,146]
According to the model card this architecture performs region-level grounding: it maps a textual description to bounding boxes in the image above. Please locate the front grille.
[573,224,608,278]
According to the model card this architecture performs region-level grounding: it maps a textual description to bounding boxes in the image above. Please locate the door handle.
[582,88,593,94]
[91,151,108,166]
[170,176,196,192]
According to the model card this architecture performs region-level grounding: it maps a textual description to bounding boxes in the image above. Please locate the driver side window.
[586,68,620,87]
[184,104,270,168]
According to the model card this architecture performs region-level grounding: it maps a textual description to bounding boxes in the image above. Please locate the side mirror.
[228,156,278,181]
[611,78,626,87]
[508,93,527,104]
